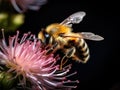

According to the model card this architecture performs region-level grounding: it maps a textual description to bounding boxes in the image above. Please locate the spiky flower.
[10,0,47,13]
[0,30,79,90]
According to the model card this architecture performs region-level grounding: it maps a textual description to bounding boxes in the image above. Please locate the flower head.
[0,30,79,90]
[10,0,47,13]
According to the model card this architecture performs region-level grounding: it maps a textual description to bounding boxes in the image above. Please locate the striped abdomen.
[76,39,90,63]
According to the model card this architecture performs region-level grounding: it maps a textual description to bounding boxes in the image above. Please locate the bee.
[38,11,104,69]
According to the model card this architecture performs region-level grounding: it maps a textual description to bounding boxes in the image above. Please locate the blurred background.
[0,0,119,90]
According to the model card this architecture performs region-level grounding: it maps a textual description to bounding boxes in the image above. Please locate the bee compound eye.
[45,33,50,38]
[43,31,50,38]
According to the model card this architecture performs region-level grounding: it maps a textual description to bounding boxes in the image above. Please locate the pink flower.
[0,30,79,90]
[10,0,47,13]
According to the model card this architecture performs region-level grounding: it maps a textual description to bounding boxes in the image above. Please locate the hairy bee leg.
[60,47,76,70]
[46,42,58,55]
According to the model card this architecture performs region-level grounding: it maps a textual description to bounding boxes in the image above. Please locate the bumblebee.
[38,11,104,69]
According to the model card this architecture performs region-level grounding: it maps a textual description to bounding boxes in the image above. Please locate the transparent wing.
[80,32,104,41]
[60,11,86,27]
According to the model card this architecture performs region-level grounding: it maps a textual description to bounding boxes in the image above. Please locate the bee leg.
[60,56,68,70]
[46,42,58,55]
[60,47,76,70]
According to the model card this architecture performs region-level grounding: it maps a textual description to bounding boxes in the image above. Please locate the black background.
[18,0,119,90]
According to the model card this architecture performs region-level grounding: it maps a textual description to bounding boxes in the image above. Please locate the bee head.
[38,28,51,44]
